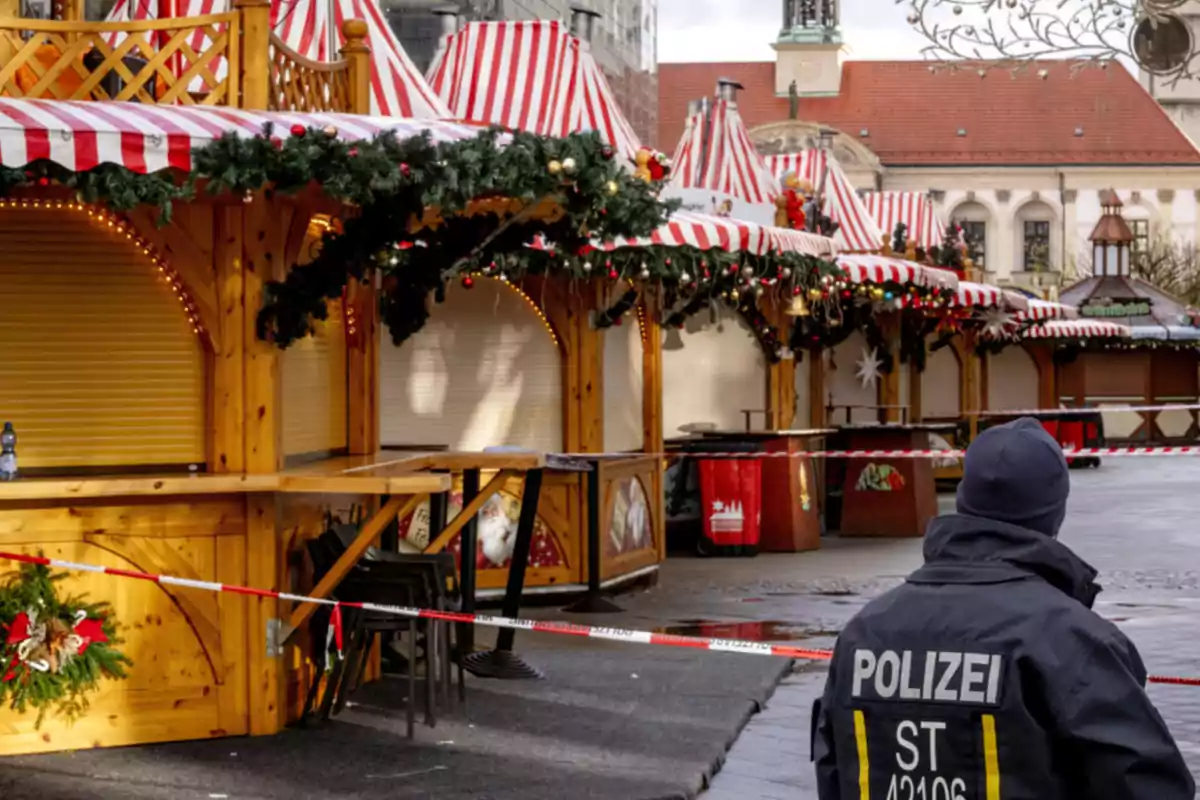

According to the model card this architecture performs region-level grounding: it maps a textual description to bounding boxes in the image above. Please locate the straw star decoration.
[856,347,884,389]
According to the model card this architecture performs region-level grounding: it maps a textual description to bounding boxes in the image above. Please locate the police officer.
[812,417,1194,799]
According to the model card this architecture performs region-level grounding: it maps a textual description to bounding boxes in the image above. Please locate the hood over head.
[956,417,1070,537]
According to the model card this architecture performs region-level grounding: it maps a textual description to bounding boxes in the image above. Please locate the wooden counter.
[829,423,954,539]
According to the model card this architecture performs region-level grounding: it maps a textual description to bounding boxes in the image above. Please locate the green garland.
[0,563,130,727]
[246,126,676,347]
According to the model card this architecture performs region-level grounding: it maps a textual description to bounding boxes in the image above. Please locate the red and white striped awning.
[764,151,884,254]
[427,21,641,160]
[104,0,450,118]
[0,99,478,172]
[955,281,1004,308]
[668,97,777,206]
[861,191,945,250]
[607,211,835,257]
[837,254,959,290]
[671,108,703,188]
[1023,319,1129,339]
[1015,298,1080,321]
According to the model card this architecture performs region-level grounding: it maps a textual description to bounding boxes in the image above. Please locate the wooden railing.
[268,32,350,113]
[0,13,240,104]
[0,1,371,113]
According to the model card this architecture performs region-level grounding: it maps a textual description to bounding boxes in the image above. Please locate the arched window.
[948,200,991,271]
[1015,199,1058,273]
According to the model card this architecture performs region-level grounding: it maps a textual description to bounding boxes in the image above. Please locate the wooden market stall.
[0,0,685,751]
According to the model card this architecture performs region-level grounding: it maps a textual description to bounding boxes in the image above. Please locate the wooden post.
[880,313,902,423]
[909,358,923,422]
[240,196,285,735]
[808,345,826,428]
[641,285,663,454]
[340,19,372,115]
[346,277,379,455]
[960,331,980,437]
[235,0,271,109]
[764,303,795,429]
[210,206,246,473]
[242,196,284,474]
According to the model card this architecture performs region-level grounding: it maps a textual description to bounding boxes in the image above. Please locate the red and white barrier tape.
[650,446,1200,460]
[0,550,1195,686]
[980,402,1200,417]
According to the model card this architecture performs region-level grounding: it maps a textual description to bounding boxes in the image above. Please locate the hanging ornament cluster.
[0,563,130,727]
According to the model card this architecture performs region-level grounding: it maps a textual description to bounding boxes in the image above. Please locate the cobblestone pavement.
[705,458,1200,798]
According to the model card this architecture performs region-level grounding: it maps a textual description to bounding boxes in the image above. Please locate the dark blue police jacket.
[811,513,1195,800]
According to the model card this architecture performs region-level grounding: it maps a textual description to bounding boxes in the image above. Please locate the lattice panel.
[0,14,239,105]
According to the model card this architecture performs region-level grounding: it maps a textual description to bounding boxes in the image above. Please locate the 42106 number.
[886,775,967,800]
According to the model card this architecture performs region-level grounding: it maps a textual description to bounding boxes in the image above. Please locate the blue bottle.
[0,422,16,481]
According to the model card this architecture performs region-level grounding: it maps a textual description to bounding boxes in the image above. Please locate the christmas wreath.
[0,563,130,726]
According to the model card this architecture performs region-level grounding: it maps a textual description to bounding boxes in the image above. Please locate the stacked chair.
[301,508,466,738]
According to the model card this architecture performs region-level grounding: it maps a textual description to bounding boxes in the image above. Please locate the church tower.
[1142,1,1200,145]
[772,0,844,97]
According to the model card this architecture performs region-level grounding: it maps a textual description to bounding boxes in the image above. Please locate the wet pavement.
[706,457,1200,798]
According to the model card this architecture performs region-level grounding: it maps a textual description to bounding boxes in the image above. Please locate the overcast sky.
[657,0,930,63]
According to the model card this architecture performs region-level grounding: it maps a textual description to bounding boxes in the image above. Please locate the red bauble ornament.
[37,177,49,187]
[461,276,475,289]
[270,136,283,150]
[664,258,672,266]
[608,268,619,279]
[289,124,306,137]
[760,278,770,286]
[348,147,359,157]
[400,163,411,177]
[600,144,615,160]
[793,287,802,296]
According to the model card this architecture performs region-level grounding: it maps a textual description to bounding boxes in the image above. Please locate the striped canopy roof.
[104,0,451,118]
[0,98,477,172]
[861,191,945,251]
[427,20,641,160]
[668,97,777,207]
[764,152,884,254]
[1023,319,1129,339]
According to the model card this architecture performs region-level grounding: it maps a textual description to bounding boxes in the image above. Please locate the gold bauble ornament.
[606,180,619,195]
[548,160,563,175]
[323,124,338,138]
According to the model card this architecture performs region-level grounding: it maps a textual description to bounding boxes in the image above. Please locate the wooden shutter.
[987,347,1039,411]
[0,207,204,469]
[603,319,644,452]
[922,345,961,419]
[379,281,563,451]
[281,299,348,457]
[662,309,766,435]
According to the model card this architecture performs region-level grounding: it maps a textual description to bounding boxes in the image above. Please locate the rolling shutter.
[662,308,766,435]
[0,207,204,469]
[379,280,563,452]
[987,347,1039,411]
[603,318,644,452]
[281,298,348,457]
[922,345,961,419]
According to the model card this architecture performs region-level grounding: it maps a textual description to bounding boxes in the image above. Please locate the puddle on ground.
[654,620,840,641]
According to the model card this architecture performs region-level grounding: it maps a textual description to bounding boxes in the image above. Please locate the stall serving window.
[378,279,563,452]
[281,299,348,460]
[0,207,205,472]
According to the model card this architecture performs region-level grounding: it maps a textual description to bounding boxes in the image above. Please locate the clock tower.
[773,0,844,97]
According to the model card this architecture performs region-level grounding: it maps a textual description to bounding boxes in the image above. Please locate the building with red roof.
[657,4,1200,303]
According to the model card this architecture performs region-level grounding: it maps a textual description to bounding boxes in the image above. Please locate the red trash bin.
[697,458,762,557]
